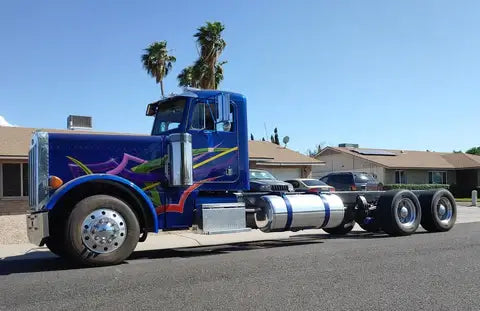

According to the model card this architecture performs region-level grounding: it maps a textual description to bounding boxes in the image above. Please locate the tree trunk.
[211,54,217,89]
[211,62,216,89]
[160,80,165,98]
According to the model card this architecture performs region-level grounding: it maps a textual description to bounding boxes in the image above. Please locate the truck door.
[188,98,239,186]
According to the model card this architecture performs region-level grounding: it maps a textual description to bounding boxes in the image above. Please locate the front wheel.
[45,235,67,257]
[64,195,140,266]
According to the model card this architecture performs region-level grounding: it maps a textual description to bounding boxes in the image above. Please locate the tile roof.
[248,141,324,165]
[318,146,480,169]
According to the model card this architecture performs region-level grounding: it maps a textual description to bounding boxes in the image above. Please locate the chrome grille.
[28,138,37,207]
[28,132,49,211]
[271,185,290,192]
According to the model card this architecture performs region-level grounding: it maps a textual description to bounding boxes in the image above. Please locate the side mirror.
[146,103,157,116]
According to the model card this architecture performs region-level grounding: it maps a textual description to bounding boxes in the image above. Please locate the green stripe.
[66,156,93,175]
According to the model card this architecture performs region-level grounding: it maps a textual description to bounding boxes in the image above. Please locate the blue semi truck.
[26,89,457,266]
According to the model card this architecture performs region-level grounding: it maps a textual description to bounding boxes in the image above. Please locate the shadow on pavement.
[129,237,324,261]
[0,230,428,275]
[0,237,323,275]
[0,253,77,275]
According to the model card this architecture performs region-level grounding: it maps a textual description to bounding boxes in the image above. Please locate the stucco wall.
[313,152,385,182]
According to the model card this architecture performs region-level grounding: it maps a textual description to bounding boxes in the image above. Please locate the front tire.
[64,195,140,266]
[46,235,67,257]
[378,190,421,236]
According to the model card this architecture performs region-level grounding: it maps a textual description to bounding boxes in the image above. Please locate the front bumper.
[26,211,49,246]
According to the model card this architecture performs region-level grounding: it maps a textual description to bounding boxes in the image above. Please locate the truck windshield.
[250,170,277,180]
[354,173,377,183]
[303,179,327,186]
[152,98,186,135]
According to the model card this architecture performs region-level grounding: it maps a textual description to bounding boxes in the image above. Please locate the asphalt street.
[1,223,479,311]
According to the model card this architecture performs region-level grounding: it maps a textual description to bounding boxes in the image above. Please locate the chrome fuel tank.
[254,194,345,232]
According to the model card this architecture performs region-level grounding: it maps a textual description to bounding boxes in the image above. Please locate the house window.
[429,171,447,184]
[395,170,407,184]
[0,163,28,198]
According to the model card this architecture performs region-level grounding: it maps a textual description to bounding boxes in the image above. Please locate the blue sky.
[0,0,478,154]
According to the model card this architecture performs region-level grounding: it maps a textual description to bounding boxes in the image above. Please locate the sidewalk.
[1,204,479,260]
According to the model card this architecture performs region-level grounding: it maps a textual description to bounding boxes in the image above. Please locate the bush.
[383,184,450,190]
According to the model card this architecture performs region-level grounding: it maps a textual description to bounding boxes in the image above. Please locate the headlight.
[287,184,294,192]
[259,184,272,191]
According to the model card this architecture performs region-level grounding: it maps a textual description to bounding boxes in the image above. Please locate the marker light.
[49,176,63,189]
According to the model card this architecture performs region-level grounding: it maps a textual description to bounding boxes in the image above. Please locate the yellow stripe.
[193,146,238,169]
[142,182,160,191]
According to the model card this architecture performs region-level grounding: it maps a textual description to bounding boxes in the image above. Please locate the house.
[248,140,324,180]
[0,126,323,215]
[314,145,480,196]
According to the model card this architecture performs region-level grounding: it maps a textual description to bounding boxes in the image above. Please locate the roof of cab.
[150,89,245,106]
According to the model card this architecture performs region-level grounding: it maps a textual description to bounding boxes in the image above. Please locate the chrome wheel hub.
[396,198,416,227]
[438,204,446,217]
[81,209,127,254]
[436,198,453,224]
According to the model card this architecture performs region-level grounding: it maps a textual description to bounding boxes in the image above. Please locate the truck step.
[195,202,251,235]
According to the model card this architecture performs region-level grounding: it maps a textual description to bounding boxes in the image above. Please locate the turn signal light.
[49,176,63,189]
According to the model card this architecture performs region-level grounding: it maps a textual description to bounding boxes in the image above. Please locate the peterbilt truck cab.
[26,89,457,266]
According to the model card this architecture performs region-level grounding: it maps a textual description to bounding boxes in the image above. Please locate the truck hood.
[48,133,168,187]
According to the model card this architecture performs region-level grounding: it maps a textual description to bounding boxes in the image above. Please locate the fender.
[46,174,159,232]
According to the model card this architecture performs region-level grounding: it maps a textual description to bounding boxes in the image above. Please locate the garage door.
[268,168,302,181]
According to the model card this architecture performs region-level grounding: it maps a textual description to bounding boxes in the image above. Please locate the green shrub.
[383,184,449,190]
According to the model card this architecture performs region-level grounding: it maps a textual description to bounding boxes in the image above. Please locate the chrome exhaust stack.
[167,133,193,186]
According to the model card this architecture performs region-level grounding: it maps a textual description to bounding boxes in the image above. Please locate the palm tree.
[141,41,176,97]
[178,60,227,89]
[177,60,204,88]
[177,66,196,88]
[214,61,227,89]
[194,22,226,89]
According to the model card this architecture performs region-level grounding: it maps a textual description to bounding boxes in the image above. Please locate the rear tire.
[323,220,355,235]
[378,190,421,236]
[417,189,456,232]
[358,221,381,233]
[64,195,140,266]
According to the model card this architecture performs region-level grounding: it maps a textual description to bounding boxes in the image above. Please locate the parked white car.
[284,178,335,193]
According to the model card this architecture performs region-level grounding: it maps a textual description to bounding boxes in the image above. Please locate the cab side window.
[191,102,235,132]
[191,102,215,130]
